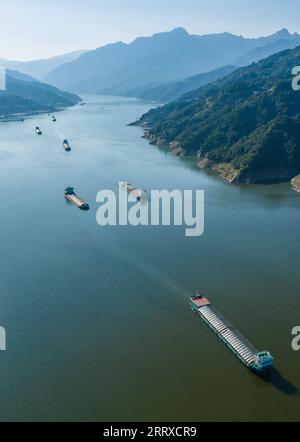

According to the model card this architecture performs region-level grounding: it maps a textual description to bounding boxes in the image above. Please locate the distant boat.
[35,127,42,135]
[52,116,57,122]
[63,139,71,152]
[80,102,86,106]
[120,182,147,201]
[64,187,89,211]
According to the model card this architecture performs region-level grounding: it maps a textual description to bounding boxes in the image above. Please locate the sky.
[1,0,300,61]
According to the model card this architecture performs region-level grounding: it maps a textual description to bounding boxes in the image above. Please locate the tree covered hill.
[136,46,300,186]
[0,71,81,118]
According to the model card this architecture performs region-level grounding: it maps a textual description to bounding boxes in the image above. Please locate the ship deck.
[193,302,258,367]
[66,193,87,208]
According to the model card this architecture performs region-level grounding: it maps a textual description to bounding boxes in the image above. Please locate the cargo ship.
[35,126,42,135]
[63,139,71,152]
[64,187,89,211]
[189,292,273,374]
[121,182,147,201]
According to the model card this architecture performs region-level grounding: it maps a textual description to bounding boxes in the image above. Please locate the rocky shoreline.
[134,122,300,193]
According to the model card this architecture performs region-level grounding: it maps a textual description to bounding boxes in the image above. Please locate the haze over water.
[0,96,299,421]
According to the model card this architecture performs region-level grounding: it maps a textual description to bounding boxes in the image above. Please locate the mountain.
[6,70,39,83]
[46,28,224,92]
[0,71,81,118]
[134,46,300,188]
[0,94,49,117]
[236,38,300,66]
[45,28,300,96]
[124,66,237,102]
[0,50,87,81]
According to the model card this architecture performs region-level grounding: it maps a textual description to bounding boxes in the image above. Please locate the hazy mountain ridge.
[236,37,300,66]
[124,66,237,102]
[45,28,300,96]
[135,46,300,188]
[0,50,87,81]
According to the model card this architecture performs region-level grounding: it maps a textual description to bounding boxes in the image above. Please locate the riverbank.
[0,110,52,123]
[134,122,300,193]
[0,105,74,123]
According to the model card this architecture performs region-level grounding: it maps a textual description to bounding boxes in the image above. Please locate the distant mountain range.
[124,66,237,102]
[45,28,300,97]
[236,35,300,66]
[0,70,81,118]
[134,46,300,188]
[0,50,87,81]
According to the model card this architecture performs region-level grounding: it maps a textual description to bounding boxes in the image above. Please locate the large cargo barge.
[189,292,273,374]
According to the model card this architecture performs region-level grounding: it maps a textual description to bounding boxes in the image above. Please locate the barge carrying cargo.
[190,292,273,374]
[64,187,89,211]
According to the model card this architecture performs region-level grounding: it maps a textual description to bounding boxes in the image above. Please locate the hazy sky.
[1,0,300,61]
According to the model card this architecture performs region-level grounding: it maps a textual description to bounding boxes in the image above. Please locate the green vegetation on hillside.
[137,46,300,184]
[0,94,49,116]
[0,72,81,118]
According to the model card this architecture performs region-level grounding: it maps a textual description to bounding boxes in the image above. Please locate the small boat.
[63,139,71,152]
[64,187,89,211]
[80,102,86,106]
[120,182,147,201]
[52,116,57,122]
[35,127,42,135]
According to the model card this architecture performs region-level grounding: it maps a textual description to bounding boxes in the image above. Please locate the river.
[0,95,299,422]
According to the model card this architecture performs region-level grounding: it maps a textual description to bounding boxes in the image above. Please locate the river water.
[0,95,299,422]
